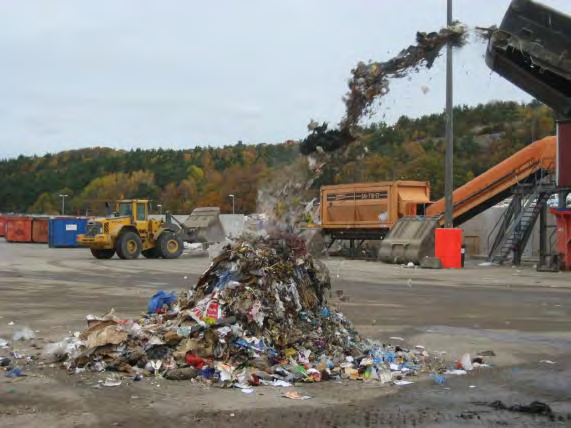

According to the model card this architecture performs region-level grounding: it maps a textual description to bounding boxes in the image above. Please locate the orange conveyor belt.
[426,136,556,226]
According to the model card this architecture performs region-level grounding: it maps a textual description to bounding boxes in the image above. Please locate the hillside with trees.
[0,101,556,216]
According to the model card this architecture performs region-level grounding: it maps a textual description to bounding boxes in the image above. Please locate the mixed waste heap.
[47,235,476,388]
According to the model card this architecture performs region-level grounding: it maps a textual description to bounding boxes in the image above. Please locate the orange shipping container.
[32,217,49,243]
[5,216,33,243]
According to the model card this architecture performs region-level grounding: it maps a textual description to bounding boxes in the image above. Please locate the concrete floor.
[0,241,570,427]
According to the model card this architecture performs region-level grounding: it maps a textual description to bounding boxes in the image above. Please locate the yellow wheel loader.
[77,199,189,260]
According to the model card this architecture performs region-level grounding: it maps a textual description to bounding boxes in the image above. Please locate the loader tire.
[158,231,183,259]
[91,248,115,259]
[116,231,142,260]
[142,247,160,259]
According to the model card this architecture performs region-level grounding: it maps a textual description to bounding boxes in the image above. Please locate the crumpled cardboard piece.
[85,325,128,349]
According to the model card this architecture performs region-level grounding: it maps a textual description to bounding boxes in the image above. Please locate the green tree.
[28,192,59,214]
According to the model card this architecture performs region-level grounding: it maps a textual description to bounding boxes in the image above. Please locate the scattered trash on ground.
[445,369,468,376]
[12,327,36,341]
[283,391,312,400]
[101,375,123,387]
[539,360,557,365]
[0,338,9,349]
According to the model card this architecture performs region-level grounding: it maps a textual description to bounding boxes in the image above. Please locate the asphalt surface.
[0,242,570,427]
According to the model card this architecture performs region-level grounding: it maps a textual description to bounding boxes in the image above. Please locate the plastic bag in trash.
[43,338,82,362]
[12,327,35,341]
[5,367,23,377]
[147,290,177,314]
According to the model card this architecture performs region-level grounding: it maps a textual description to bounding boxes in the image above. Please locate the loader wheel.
[90,248,115,259]
[158,232,183,259]
[142,247,160,259]
[116,231,142,260]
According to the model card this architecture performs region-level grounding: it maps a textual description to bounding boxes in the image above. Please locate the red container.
[0,214,6,237]
[435,228,463,269]
[5,216,33,243]
[551,209,571,270]
[32,217,49,243]
[557,120,571,186]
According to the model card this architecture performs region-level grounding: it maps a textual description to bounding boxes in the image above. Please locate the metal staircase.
[487,181,554,265]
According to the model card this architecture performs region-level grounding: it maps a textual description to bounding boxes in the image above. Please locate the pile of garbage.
[342,23,468,129]
[47,237,478,388]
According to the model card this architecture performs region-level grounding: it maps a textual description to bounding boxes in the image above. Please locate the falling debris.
[299,123,355,156]
[342,24,468,129]
[298,23,468,157]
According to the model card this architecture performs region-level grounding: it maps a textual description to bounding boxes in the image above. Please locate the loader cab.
[116,200,149,222]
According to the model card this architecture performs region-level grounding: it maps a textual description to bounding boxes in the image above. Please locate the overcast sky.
[1,0,570,159]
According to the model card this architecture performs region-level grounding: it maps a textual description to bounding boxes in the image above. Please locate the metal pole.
[59,194,68,215]
[229,194,235,215]
[444,0,454,228]
[538,201,547,268]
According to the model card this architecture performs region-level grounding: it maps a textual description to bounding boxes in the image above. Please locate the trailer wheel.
[116,231,142,260]
[142,247,160,259]
[90,248,115,259]
[158,231,183,259]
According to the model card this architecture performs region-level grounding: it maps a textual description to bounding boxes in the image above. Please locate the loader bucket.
[378,217,438,264]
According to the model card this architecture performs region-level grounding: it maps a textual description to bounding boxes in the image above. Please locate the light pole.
[444,0,454,228]
[58,194,68,215]
[157,204,163,215]
[228,194,235,215]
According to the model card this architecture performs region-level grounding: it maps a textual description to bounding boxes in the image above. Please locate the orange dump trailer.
[320,181,430,241]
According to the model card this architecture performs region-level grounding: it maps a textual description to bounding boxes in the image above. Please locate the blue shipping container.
[48,217,88,248]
